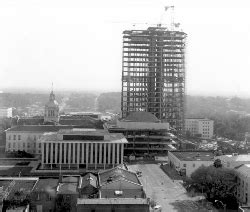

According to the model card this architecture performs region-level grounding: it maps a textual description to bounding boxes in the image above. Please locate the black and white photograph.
[0,0,250,211]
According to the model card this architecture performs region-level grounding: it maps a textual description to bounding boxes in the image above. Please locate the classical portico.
[41,129,127,170]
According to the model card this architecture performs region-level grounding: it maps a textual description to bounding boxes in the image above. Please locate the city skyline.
[0,0,250,97]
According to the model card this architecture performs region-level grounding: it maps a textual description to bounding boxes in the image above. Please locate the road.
[128,163,205,212]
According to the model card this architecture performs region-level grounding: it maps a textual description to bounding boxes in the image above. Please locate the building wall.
[168,151,214,177]
[100,181,143,198]
[0,108,12,118]
[117,120,169,130]
[30,191,56,212]
[236,171,250,205]
[185,119,214,139]
[77,204,149,212]
[41,142,124,170]
[5,131,43,154]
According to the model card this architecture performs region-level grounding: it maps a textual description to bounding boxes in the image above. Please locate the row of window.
[8,134,41,141]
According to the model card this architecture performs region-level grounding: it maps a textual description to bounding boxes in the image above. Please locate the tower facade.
[44,90,59,123]
[121,27,187,133]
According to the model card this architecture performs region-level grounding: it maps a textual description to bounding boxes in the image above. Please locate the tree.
[213,159,222,168]
[188,165,238,209]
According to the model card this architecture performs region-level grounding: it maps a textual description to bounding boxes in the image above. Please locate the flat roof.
[41,130,128,144]
[170,151,214,161]
[77,198,149,205]
[6,125,73,132]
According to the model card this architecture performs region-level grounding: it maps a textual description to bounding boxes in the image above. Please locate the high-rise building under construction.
[121,26,187,133]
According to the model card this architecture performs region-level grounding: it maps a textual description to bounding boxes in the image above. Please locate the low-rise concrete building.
[235,164,250,205]
[185,118,214,139]
[106,111,175,155]
[168,151,214,177]
[30,178,58,212]
[5,125,72,154]
[77,198,150,212]
[0,107,12,118]
[41,128,127,170]
[216,154,250,169]
[98,166,145,199]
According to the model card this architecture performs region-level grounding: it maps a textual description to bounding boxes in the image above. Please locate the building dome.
[44,90,59,123]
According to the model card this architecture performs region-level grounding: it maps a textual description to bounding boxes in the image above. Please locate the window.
[13,143,16,148]
[183,164,186,167]
[18,135,21,140]
[47,194,52,201]
[38,143,41,148]
[36,193,40,201]
[9,135,11,140]
[23,143,25,148]
[13,135,16,140]
[8,143,11,149]
[193,164,195,167]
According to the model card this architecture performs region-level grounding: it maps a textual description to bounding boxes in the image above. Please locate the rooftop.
[6,125,73,132]
[99,167,141,186]
[219,154,250,162]
[41,129,127,144]
[33,178,58,192]
[81,173,98,189]
[170,151,214,161]
[77,198,149,205]
[235,164,250,177]
[122,112,160,123]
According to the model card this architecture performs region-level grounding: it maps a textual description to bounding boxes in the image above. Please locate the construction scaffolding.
[121,26,187,133]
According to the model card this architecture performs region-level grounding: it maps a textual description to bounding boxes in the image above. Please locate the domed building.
[44,90,59,123]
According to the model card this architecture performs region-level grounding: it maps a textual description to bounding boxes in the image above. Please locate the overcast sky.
[0,0,250,97]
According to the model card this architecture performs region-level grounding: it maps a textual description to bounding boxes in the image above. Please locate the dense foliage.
[97,92,121,113]
[187,165,238,209]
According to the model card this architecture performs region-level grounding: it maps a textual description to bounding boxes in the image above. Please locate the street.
[128,163,207,211]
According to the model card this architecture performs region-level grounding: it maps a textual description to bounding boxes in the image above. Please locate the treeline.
[97,92,121,113]
[0,93,63,108]
[66,93,97,111]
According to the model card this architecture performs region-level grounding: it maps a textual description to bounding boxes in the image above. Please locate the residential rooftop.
[170,151,214,161]
[99,167,141,186]
[77,198,149,205]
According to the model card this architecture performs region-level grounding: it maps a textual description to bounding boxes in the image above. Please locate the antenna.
[51,82,54,93]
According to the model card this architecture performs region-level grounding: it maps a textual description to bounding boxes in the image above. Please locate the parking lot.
[128,163,210,211]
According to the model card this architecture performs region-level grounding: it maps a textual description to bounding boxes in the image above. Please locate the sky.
[0,0,250,97]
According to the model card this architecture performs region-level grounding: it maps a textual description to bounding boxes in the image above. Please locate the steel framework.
[121,27,187,133]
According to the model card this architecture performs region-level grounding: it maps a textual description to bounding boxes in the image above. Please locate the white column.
[108,143,111,164]
[104,143,106,168]
[68,143,71,165]
[95,143,98,166]
[50,143,53,165]
[81,143,85,164]
[86,143,89,165]
[112,143,115,166]
[99,143,102,164]
[55,143,58,164]
[90,143,93,164]
[46,143,49,164]
[59,143,62,164]
[121,143,124,164]
[77,143,80,165]
[64,143,67,164]
[116,143,119,164]
[41,143,44,165]
[73,143,75,164]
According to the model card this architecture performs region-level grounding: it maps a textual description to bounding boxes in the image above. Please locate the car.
[153,205,162,212]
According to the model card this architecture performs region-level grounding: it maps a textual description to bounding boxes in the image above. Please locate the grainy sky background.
[0,0,250,96]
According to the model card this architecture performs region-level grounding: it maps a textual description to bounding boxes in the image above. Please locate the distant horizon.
[1,86,250,99]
